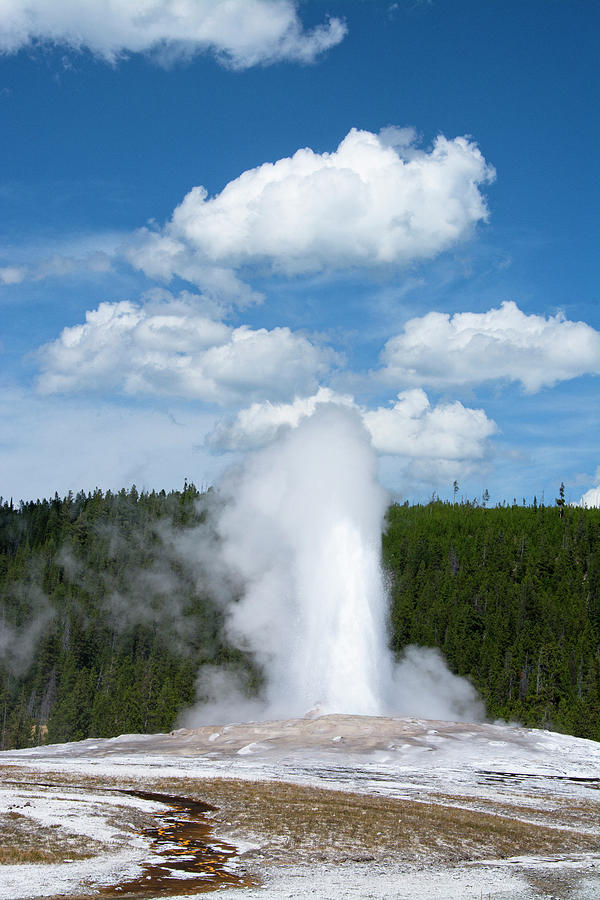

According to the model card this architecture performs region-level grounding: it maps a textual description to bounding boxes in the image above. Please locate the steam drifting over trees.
[1,487,599,748]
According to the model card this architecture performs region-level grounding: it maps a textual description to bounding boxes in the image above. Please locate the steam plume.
[184,403,484,725]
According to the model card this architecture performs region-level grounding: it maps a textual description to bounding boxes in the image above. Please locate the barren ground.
[1,714,599,899]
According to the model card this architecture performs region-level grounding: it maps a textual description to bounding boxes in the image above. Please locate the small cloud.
[0,231,125,287]
[363,389,497,460]
[0,0,346,69]
[32,251,113,280]
[0,265,26,285]
[379,301,600,392]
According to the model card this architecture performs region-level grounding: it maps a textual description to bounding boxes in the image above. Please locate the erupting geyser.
[186,403,484,725]
[217,404,391,718]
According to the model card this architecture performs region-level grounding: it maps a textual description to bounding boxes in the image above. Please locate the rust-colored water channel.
[100,789,256,898]
[3,779,257,899]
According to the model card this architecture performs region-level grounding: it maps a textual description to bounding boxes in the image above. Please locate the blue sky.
[1,0,598,506]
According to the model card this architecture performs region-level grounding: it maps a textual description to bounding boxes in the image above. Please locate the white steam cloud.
[392,646,485,722]
[0,0,346,68]
[185,404,484,725]
[0,582,54,678]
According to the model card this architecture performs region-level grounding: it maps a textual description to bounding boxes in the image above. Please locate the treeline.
[0,485,256,750]
[383,500,600,739]
[1,489,599,748]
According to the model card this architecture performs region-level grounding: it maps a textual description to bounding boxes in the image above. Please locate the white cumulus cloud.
[363,389,497,460]
[380,301,600,392]
[36,296,337,405]
[0,0,346,67]
[208,387,497,476]
[128,127,495,283]
[576,485,600,508]
[125,235,265,308]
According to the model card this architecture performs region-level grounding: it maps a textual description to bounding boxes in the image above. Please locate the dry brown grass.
[141,776,600,867]
[1,766,598,870]
[430,790,600,900]
[427,790,600,835]
[0,767,154,867]
[0,811,106,865]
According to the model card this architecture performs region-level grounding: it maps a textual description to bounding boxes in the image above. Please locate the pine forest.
[1,486,599,749]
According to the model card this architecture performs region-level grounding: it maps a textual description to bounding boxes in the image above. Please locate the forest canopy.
[0,486,599,748]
